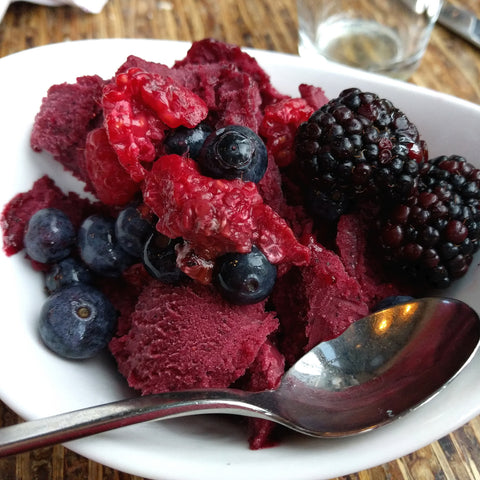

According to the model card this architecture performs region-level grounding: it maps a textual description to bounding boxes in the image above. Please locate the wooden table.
[1,1,480,479]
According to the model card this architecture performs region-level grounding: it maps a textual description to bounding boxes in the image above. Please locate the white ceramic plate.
[1,39,480,480]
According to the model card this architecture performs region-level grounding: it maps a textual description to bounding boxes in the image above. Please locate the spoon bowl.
[1,296,478,456]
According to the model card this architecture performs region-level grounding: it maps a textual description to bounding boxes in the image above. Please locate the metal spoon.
[1,296,479,456]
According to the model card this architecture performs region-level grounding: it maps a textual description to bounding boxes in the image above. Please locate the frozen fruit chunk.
[142,154,310,280]
[336,213,413,308]
[171,62,264,132]
[109,281,279,394]
[235,340,285,449]
[117,56,225,117]
[30,75,105,186]
[85,128,139,206]
[273,238,369,365]
[212,68,263,131]
[39,284,117,360]
[174,38,288,108]
[24,208,76,264]
[298,83,329,110]
[102,86,162,182]
[97,263,151,337]
[115,55,173,78]
[102,68,208,182]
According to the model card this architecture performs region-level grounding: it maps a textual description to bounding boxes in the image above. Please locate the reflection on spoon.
[0,297,478,456]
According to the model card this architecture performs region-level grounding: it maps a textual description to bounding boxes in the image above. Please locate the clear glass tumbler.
[297,0,443,79]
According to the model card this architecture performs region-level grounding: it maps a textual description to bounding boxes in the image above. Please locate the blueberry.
[164,123,212,159]
[78,215,135,277]
[115,204,154,257]
[45,257,93,294]
[142,233,188,284]
[197,125,268,183]
[213,246,277,305]
[24,208,75,264]
[39,284,117,359]
[372,295,415,313]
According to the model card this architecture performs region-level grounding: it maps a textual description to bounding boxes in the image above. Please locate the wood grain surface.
[1,1,480,479]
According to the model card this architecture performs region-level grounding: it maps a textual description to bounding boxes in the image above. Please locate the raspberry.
[142,154,310,281]
[294,88,428,221]
[259,97,314,168]
[377,155,480,288]
[102,68,208,182]
[137,70,209,129]
[85,128,139,206]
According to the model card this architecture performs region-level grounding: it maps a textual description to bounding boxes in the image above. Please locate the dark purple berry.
[294,88,427,221]
[197,125,268,183]
[24,208,75,264]
[78,215,135,277]
[164,123,212,159]
[142,233,188,284]
[377,155,480,288]
[115,203,155,257]
[213,246,277,305]
[39,284,117,359]
[45,257,93,294]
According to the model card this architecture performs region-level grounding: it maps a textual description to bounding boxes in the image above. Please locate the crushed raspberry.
[103,68,208,182]
[175,241,215,284]
[253,204,310,266]
[85,127,139,206]
[259,98,314,168]
[142,154,310,277]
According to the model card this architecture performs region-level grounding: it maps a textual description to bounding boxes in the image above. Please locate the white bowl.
[1,39,480,480]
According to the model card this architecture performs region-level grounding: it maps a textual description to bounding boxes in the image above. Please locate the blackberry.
[377,155,480,289]
[294,88,427,221]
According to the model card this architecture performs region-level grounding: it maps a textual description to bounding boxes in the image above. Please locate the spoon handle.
[0,389,272,457]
